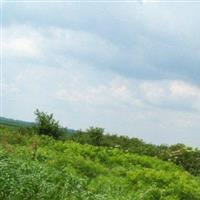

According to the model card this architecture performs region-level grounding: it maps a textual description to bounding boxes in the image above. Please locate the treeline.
[18,110,200,177]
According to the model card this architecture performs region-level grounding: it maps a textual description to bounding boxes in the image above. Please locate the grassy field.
[0,125,200,200]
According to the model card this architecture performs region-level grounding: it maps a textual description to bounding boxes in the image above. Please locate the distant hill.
[0,116,75,134]
[0,117,34,128]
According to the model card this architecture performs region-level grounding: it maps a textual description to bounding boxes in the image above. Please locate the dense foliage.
[34,109,64,139]
[0,125,200,200]
[1,111,200,177]
[71,127,200,176]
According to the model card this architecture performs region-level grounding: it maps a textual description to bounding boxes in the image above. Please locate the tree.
[86,127,104,146]
[34,109,62,139]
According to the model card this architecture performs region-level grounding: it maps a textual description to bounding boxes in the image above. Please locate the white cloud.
[4,25,119,63]
[140,81,166,104]
[170,80,200,98]
[139,80,200,111]
[4,25,43,59]
[46,27,119,60]
[56,76,142,108]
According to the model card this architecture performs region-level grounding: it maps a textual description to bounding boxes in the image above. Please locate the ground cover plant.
[0,124,200,200]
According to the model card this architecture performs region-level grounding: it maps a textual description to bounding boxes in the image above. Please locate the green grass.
[0,126,200,200]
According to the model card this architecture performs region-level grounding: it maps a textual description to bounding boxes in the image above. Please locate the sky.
[2,1,200,147]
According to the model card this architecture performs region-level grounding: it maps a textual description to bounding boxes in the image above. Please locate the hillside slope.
[0,126,200,200]
[0,117,34,127]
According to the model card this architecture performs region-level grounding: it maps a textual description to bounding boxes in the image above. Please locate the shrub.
[34,109,63,139]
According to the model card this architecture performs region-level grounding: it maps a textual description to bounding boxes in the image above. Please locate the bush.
[34,109,63,139]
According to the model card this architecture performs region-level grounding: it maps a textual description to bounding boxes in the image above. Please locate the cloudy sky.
[2,1,200,147]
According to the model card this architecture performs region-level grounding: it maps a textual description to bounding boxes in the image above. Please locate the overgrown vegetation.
[71,128,200,176]
[0,110,200,199]
[1,125,200,200]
